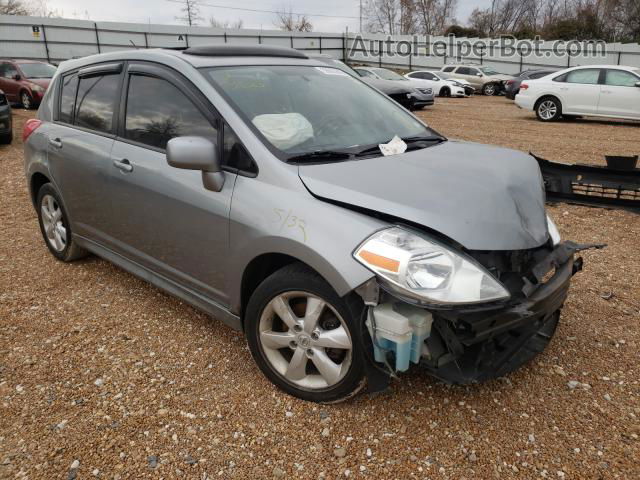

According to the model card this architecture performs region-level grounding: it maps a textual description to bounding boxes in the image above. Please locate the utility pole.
[359,0,362,33]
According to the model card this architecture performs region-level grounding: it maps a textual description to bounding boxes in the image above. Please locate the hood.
[26,78,51,89]
[298,141,549,251]
[361,77,412,95]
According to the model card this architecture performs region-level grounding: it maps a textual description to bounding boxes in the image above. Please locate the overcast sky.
[43,0,489,32]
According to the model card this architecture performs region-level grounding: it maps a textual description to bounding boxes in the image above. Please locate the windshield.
[17,62,57,78]
[203,65,437,158]
[479,66,500,75]
[372,68,407,81]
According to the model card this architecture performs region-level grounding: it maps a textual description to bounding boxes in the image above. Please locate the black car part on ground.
[534,154,640,213]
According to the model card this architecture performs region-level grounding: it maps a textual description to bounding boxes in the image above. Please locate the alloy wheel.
[258,291,353,390]
[483,84,495,95]
[538,100,557,120]
[21,92,31,109]
[41,194,67,252]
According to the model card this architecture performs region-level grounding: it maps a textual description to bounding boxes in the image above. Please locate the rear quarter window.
[58,74,78,124]
[442,66,455,72]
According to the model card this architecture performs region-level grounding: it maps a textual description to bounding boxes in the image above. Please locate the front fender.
[227,175,388,315]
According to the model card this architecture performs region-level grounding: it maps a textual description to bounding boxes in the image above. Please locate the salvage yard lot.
[1,98,639,479]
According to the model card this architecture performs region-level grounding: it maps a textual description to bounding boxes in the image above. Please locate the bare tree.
[175,0,203,26]
[209,16,243,29]
[274,8,313,32]
[0,0,32,15]
[364,0,458,35]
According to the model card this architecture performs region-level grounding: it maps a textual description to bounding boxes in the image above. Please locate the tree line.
[364,0,639,42]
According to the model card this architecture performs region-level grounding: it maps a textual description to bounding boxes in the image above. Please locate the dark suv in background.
[0,59,57,109]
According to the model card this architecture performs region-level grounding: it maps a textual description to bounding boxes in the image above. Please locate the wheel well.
[240,253,318,323]
[534,95,562,111]
[440,86,450,95]
[30,172,50,205]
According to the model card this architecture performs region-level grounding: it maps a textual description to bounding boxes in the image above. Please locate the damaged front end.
[356,236,604,391]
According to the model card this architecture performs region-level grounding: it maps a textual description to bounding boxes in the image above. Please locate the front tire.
[36,183,88,262]
[440,86,450,97]
[245,263,366,403]
[535,96,562,122]
[0,131,11,145]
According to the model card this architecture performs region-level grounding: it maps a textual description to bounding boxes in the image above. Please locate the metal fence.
[1,15,639,74]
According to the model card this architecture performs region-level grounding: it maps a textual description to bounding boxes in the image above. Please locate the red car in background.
[0,59,57,109]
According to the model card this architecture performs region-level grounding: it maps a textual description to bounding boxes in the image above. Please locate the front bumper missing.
[360,241,604,390]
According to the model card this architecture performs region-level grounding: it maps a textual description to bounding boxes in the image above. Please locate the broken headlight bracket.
[533,153,640,213]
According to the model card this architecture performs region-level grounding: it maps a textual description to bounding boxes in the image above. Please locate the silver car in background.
[24,45,595,403]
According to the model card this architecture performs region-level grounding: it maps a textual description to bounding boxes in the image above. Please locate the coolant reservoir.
[368,303,433,372]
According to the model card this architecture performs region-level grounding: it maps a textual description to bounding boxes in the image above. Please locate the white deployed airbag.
[252,113,314,150]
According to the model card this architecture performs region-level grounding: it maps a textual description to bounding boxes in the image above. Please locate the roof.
[182,45,307,59]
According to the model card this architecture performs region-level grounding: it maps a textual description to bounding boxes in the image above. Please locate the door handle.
[113,158,133,173]
[49,137,62,148]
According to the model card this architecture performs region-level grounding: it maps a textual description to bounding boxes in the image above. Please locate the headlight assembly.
[29,83,45,93]
[354,227,510,305]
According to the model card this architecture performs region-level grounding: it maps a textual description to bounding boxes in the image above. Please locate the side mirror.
[476,73,483,77]
[13,74,21,81]
[166,136,224,192]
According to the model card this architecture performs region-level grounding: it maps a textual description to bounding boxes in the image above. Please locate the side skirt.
[74,235,242,331]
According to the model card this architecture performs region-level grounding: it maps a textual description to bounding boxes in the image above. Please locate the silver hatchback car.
[24,45,597,403]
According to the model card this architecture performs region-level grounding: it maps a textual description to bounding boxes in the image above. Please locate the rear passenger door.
[47,63,122,243]
[106,62,238,305]
[556,68,602,114]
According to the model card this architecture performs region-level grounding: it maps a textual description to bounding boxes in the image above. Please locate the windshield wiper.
[286,150,353,164]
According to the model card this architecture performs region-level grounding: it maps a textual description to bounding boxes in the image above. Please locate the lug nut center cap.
[298,334,311,348]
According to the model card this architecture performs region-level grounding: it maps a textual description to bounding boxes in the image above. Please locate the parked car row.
[510,65,640,122]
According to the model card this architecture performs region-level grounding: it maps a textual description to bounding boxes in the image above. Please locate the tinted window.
[442,66,455,72]
[457,67,478,76]
[605,69,639,87]
[125,75,217,150]
[413,72,436,81]
[223,123,255,173]
[59,74,78,124]
[355,68,374,78]
[3,63,18,78]
[565,69,600,85]
[74,74,120,133]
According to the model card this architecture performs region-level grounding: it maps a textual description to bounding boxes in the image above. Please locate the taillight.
[520,83,529,90]
[506,80,514,85]
[22,119,42,142]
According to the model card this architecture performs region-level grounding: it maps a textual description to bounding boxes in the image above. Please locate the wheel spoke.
[272,296,299,330]
[314,325,351,349]
[303,297,325,333]
[56,225,67,244]
[260,330,296,350]
[310,348,342,386]
[41,205,52,222]
[52,208,62,223]
[47,196,55,212]
[284,348,308,381]
[53,230,63,251]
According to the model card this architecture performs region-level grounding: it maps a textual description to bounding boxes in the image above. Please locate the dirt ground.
[1,99,639,480]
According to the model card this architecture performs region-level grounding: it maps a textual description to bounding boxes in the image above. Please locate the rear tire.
[440,86,450,97]
[535,96,562,122]
[36,183,88,262]
[245,263,366,403]
[0,131,11,144]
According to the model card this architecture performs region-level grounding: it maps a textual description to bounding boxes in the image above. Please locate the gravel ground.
[1,100,639,480]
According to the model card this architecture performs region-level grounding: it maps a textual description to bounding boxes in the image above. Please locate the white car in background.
[515,65,640,122]
[404,70,471,97]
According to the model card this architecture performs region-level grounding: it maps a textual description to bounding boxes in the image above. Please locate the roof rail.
[182,45,308,59]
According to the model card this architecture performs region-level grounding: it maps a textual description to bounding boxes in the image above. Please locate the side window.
[529,71,549,79]
[425,73,437,81]
[605,70,639,87]
[74,74,120,133]
[5,64,18,78]
[565,69,601,85]
[58,74,78,124]
[356,69,374,78]
[442,66,455,72]
[124,74,217,150]
[223,123,256,174]
[457,67,475,75]
[410,72,427,80]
